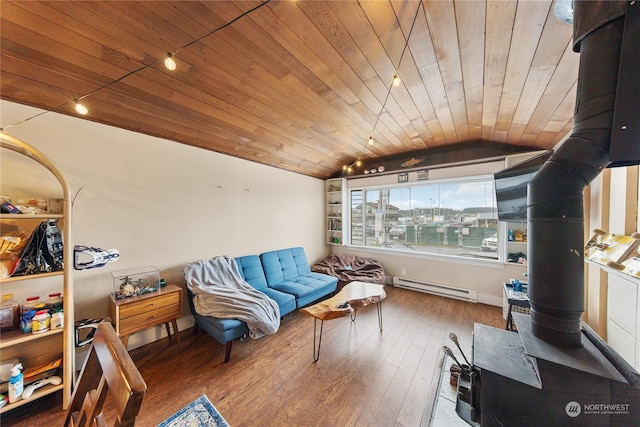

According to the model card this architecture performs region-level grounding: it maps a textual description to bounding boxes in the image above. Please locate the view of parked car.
[481,233,498,251]
[389,224,407,239]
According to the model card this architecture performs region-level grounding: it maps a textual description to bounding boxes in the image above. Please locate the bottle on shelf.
[51,311,64,329]
[46,293,63,313]
[21,296,45,334]
[31,310,51,334]
[22,296,42,312]
[8,363,23,403]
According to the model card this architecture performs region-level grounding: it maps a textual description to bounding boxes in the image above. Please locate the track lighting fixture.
[343,0,423,174]
[2,2,275,131]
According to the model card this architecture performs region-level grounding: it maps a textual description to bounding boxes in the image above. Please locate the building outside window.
[349,177,498,259]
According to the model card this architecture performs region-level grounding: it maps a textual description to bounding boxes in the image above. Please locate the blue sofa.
[187,247,337,362]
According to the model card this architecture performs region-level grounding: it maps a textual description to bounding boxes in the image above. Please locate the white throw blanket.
[184,256,280,339]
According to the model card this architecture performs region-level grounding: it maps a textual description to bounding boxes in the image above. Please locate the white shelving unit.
[0,132,74,412]
[502,221,528,266]
[326,178,346,245]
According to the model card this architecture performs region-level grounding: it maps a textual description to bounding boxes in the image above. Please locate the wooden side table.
[109,284,183,351]
[300,281,386,361]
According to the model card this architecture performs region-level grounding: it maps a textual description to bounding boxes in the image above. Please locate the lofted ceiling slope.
[0,0,577,179]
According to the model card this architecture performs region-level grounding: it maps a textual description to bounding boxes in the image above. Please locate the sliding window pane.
[350,190,364,245]
[349,178,498,259]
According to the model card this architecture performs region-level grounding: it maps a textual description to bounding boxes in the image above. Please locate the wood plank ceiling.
[0,0,577,179]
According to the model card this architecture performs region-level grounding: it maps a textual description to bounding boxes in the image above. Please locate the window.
[349,177,498,259]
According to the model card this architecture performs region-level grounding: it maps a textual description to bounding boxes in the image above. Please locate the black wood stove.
[455,315,640,426]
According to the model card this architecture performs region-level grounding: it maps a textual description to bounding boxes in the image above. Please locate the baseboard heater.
[392,277,478,303]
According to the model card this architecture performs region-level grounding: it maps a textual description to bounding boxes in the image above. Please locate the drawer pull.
[148,315,155,320]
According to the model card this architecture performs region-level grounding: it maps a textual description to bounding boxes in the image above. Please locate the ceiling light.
[392,74,401,87]
[368,136,374,145]
[164,55,177,71]
[554,0,573,24]
[75,101,88,115]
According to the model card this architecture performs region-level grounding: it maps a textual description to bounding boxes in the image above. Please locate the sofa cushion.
[272,277,337,308]
[261,247,310,284]
[236,254,296,316]
[261,288,296,316]
[261,247,338,308]
[195,314,249,344]
[186,288,249,344]
[236,255,269,290]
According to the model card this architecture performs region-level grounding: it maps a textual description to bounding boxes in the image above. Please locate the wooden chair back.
[64,322,147,427]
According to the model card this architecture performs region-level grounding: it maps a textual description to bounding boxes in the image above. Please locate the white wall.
[332,243,524,307]
[1,100,327,349]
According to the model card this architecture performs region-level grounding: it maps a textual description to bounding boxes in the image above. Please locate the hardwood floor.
[2,286,503,426]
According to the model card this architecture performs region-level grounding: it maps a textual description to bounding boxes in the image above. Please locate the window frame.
[346,173,501,263]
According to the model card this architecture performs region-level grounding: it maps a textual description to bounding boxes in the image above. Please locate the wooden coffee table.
[300,281,386,361]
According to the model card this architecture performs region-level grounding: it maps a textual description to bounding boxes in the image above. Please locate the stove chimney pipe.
[527,1,629,348]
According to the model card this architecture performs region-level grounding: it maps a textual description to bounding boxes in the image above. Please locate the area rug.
[157,394,229,427]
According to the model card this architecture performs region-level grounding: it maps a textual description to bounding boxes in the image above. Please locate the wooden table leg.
[164,323,171,341]
[171,318,183,352]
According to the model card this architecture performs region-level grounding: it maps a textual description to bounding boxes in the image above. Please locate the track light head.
[75,101,88,115]
[164,54,177,71]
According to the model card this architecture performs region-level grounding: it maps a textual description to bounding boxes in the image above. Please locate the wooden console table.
[109,284,183,351]
[300,281,386,361]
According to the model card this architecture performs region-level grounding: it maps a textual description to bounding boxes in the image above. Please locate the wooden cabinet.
[0,133,74,412]
[326,178,346,245]
[109,284,183,351]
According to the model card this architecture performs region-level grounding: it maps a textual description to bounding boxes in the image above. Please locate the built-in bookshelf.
[326,178,346,245]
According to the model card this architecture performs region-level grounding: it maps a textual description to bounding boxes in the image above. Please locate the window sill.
[343,244,508,269]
